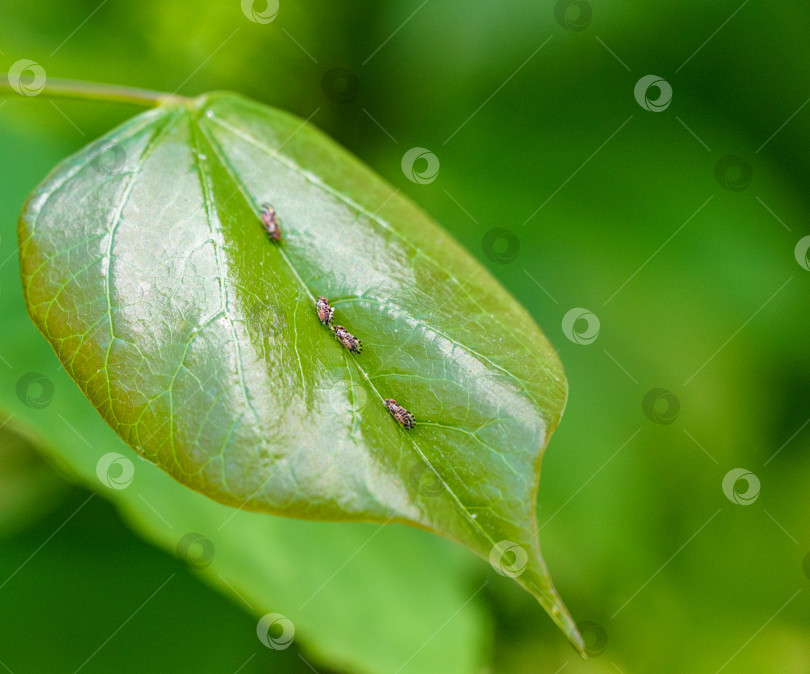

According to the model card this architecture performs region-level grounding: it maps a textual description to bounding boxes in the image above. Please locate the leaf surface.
[18,92,580,650]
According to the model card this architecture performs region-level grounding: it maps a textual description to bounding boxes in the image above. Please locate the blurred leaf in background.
[0,423,71,537]
[1,0,810,673]
[0,426,336,674]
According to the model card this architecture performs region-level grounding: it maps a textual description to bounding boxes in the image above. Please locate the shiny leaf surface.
[18,92,580,650]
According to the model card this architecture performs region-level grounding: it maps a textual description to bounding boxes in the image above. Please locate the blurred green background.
[1,1,809,672]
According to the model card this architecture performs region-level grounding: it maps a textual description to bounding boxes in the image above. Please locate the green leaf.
[0,422,71,537]
[18,92,580,651]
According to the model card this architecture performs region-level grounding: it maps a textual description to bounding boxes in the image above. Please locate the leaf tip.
[521,567,586,656]
[546,596,587,658]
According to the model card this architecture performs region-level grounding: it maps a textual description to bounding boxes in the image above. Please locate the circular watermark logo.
[8,59,47,96]
[561,308,600,345]
[327,379,369,415]
[793,235,810,271]
[176,533,215,569]
[401,147,440,185]
[257,613,295,650]
[554,0,592,31]
[634,75,672,112]
[241,0,279,23]
[16,372,54,409]
[91,142,127,176]
[96,452,135,490]
[489,540,528,578]
[722,468,760,505]
[409,461,444,497]
[481,228,520,264]
[715,156,752,192]
[642,388,680,425]
[578,620,608,657]
[321,67,360,103]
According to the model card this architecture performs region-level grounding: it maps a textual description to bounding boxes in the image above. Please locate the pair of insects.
[316,296,362,354]
[316,297,414,429]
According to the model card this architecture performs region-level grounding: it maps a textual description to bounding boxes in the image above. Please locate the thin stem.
[0,77,190,108]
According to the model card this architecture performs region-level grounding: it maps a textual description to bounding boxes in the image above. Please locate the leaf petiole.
[0,76,189,108]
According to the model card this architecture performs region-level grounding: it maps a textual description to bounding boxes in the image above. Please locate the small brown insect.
[316,296,334,326]
[333,325,362,353]
[384,399,415,430]
[260,203,282,242]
